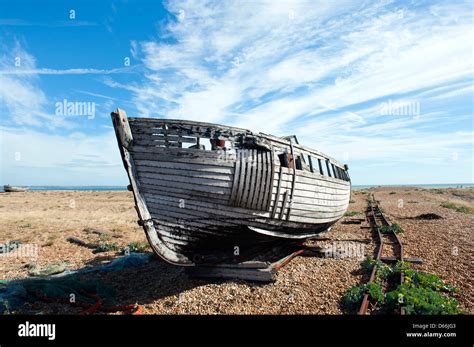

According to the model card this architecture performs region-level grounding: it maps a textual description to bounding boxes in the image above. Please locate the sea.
[1,183,473,192]
[352,183,474,190]
[1,186,127,191]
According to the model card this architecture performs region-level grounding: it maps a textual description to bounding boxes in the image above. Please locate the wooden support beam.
[380,256,423,264]
[186,265,276,282]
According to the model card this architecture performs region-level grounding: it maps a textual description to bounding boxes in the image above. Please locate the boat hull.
[3,185,28,192]
[112,109,351,265]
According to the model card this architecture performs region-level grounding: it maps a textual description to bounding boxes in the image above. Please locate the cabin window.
[185,138,234,151]
[325,160,332,177]
[278,151,303,170]
[339,168,349,181]
[308,155,314,173]
[300,154,310,171]
[341,168,347,181]
[334,165,343,180]
[278,152,290,168]
[295,155,303,170]
[338,167,344,180]
[317,158,324,175]
[209,138,226,150]
[182,136,201,149]
[345,169,351,181]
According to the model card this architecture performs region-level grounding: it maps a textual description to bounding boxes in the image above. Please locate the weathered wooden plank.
[279,191,289,220]
[134,160,234,174]
[140,183,231,201]
[271,166,283,219]
[209,261,272,269]
[229,154,241,206]
[138,172,232,188]
[262,151,272,211]
[186,266,276,282]
[272,170,350,189]
[112,109,133,149]
[136,165,233,182]
[130,118,250,136]
[253,151,264,210]
[247,150,258,209]
[235,151,247,206]
[287,213,345,224]
[133,132,197,143]
[296,170,351,187]
[134,137,197,145]
[153,220,237,238]
[153,213,237,232]
[259,151,268,210]
[131,145,236,161]
[273,180,349,197]
[136,142,180,148]
[140,177,231,194]
[272,190,349,202]
[240,150,253,208]
[155,223,236,243]
[148,203,238,227]
[286,143,297,221]
[274,177,350,195]
[132,151,235,167]
[134,136,197,146]
[274,188,350,200]
[272,202,348,215]
[267,151,275,210]
[269,192,349,209]
[270,194,350,208]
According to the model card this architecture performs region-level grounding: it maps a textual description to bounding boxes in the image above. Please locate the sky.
[0,0,473,186]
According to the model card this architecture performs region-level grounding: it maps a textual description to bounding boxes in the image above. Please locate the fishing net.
[0,276,115,313]
[0,253,151,314]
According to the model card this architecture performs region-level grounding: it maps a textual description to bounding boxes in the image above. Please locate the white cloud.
[0,42,72,128]
[113,0,473,180]
[0,126,126,186]
[127,1,472,121]
[0,67,134,75]
[130,40,139,59]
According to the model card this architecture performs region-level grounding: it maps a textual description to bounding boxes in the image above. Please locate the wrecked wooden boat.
[112,108,351,266]
[3,185,28,192]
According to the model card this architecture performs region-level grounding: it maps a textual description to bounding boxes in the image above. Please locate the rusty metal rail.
[358,194,405,315]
